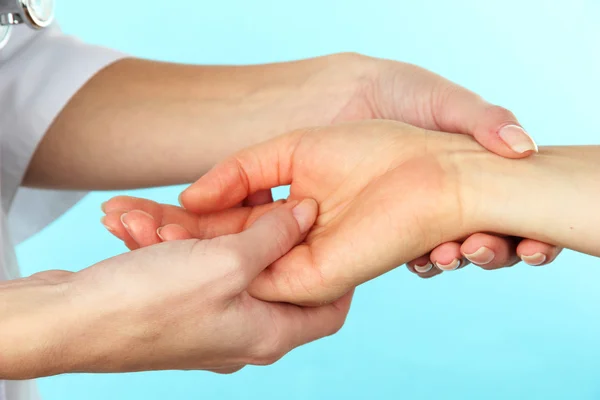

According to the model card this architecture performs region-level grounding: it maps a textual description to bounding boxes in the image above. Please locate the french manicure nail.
[120,213,129,229]
[498,125,538,154]
[100,216,115,233]
[156,227,165,241]
[522,253,547,266]
[414,262,433,273]
[464,247,495,265]
[435,259,462,271]
[292,199,316,233]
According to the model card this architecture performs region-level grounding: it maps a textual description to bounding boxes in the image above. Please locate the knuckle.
[201,237,249,288]
[221,250,248,287]
[250,337,286,366]
[485,104,517,124]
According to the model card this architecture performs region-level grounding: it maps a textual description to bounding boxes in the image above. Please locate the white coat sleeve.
[0,24,127,243]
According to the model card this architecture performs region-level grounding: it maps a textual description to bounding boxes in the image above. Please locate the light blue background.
[16,0,600,399]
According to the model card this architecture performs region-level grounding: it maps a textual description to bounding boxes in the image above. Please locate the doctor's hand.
[101,121,561,306]
[1,200,352,379]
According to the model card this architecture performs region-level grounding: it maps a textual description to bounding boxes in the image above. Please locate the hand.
[280,53,555,270]
[1,200,352,379]
[102,121,560,306]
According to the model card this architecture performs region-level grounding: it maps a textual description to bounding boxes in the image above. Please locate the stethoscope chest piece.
[0,0,54,49]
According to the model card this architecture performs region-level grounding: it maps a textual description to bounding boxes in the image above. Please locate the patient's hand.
[102,121,560,305]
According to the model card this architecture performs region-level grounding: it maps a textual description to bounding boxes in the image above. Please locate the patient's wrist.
[457,145,600,256]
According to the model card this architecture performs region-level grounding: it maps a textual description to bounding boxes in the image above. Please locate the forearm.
[0,272,138,378]
[0,279,74,379]
[24,54,367,190]
[462,145,600,256]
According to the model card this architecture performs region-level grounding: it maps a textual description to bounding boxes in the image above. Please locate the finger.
[429,242,467,271]
[432,82,538,158]
[232,198,318,282]
[102,196,163,216]
[407,254,434,274]
[244,189,274,207]
[101,196,171,247]
[103,195,218,238]
[103,195,285,242]
[180,132,303,213]
[461,233,520,270]
[120,211,162,248]
[406,255,444,279]
[517,240,563,266]
[102,211,140,250]
[101,212,130,242]
[156,224,194,241]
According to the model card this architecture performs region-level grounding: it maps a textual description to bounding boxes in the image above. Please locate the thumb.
[231,198,318,283]
[179,131,300,214]
[432,84,539,158]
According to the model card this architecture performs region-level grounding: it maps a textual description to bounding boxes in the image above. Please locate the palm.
[250,123,467,304]
[168,121,465,305]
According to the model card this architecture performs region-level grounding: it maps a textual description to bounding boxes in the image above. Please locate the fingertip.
[497,124,539,157]
[100,216,116,234]
[517,239,561,266]
[157,224,193,241]
[119,210,162,248]
[291,198,318,234]
[461,233,518,270]
[430,242,463,271]
[408,254,434,274]
[120,212,130,229]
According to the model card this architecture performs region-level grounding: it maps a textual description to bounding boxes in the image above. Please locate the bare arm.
[459,144,600,256]
[23,55,364,190]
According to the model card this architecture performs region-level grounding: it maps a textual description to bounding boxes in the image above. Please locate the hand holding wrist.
[2,201,351,378]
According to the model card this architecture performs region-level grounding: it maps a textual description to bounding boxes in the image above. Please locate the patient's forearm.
[0,279,74,378]
[462,146,600,257]
[23,55,362,190]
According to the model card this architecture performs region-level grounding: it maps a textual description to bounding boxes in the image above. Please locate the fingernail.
[292,199,316,233]
[435,259,462,271]
[178,192,185,208]
[156,227,165,241]
[464,247,495,265]
[100,202,108,213]
[498,125,538,154]
[120,213,129,229]
[522,253,547,266]
[100,216,115,233]
[414,262,433,273]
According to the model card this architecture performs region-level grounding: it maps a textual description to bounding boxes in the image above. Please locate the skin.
[0,200,353,379]
[27,53,557,269]
[1,54,560,376]
[103,121,599,306]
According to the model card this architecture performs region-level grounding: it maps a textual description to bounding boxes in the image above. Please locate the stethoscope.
[0,0,54,49]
